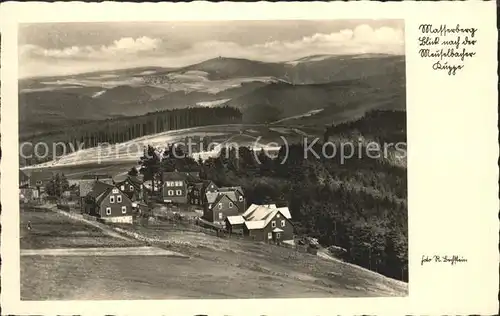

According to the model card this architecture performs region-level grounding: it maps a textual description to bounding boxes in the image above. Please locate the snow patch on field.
[41,77,145,89]
[272,109,324,124]
[23,126,234,169]
[139,70,157,75]
[22,124,306,170]
[196,99,231,107]
[92,90,106,98]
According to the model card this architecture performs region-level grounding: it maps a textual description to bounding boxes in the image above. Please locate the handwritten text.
[418,24,478,75]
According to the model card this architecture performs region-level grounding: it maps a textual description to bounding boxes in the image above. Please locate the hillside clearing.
[20,206,407,299]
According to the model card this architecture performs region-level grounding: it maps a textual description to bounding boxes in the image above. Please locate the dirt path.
[50,207,134,241]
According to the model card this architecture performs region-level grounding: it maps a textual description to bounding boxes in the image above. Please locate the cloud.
[21,36,161,60]
[19,24,404,77]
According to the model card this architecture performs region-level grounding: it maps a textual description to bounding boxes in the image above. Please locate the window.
[176,190,182,196]
[106,207,111,215]
[195,198,198,204]
[277,214,280,218]
[168,190,174,196]
[130,185,134,191]
[112,188,119,194]
[268,233,272,239]
[110,196,115,203]
[281,220,286,227]
[276,233,281,239]
[218,203,222,209]
[121,206,127,214]
[36,180,42,186]
[117,195,122,203]
[238,196,243,202]
[121,185,125,191]
[218,213,223,220]
[209,204,212,209]
[229,202,233,208]
[271,221,276,228]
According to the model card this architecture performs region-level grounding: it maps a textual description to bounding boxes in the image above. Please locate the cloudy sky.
[19,20,404,78]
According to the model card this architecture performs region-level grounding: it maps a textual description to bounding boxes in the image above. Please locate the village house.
[83,181,134,224]
[225,204,294,243]
[218,186,246,211]
[27,170,53,199]
[188,180,218,206]
[202,190,244,225]
[114,175,145,201]
[19,170,33,202]
[78,174,113,212]
[161,171,192,204]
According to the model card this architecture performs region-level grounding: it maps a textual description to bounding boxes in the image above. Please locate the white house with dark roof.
[225,204,294,243]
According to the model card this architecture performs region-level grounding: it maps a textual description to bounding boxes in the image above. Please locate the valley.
[19,54,405,139]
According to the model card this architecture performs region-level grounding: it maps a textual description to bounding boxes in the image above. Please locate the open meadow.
[20,206,141,249]
[20,206,407,300]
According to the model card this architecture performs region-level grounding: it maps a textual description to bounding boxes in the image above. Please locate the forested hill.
[135,110,408,281]
[20,106,242,166]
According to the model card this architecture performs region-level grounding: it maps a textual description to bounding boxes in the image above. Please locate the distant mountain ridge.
[19,54,405,136]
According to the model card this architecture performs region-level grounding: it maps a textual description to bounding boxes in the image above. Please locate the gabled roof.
[116,175,143,188]
[219,186,244,195]
[242,204,292,230]
[226,215,245,225]
[185,172,201,184]
[87,181,115,199]
[276,207,291,219]
[243,205,273,221]
[223,191,238,203]
[245,220,266,230]
[205,190,239,207]
[194,180,216,190]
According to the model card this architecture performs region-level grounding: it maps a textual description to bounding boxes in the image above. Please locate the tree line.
[20,106,242,166]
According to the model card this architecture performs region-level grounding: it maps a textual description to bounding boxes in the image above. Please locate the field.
[20,206,408,300]
[21,124,323,176]
[20,206,142,249]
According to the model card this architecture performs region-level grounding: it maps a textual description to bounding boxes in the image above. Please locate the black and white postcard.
[1,2,498,315]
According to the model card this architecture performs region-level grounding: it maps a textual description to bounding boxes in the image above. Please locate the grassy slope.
[21,229,408,300]
[20,206,407,300]
[20,207,141,249]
